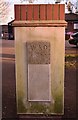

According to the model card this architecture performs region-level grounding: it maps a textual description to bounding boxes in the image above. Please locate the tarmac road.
[1,40,78,120]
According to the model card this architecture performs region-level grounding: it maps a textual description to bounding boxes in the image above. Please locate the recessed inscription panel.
[28,64,51,101]
[26,41,50,64]
[27,41,51,101]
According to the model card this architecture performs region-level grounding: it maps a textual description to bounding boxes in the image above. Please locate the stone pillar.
[13,4,67,115]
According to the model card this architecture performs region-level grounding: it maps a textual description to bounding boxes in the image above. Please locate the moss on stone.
[28,103,47,113]
[53,95,63,113]
[18,99,27,113]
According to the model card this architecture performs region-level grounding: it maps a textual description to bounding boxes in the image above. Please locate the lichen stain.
[18,98,27,113]
[53,95,63,113]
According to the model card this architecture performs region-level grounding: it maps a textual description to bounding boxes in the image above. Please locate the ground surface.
[1,40,78,120]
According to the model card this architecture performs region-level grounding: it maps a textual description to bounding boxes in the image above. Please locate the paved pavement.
[1,40,78,120]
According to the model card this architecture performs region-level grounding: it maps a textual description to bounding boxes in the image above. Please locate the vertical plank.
[40,4,46,20]
[46,4,53,20]
[20,5,26,20]
[14,5,20,20]
[27,5,33,20]
[53,4,59,20]
[59,4,65,20]
[33,5,39,20]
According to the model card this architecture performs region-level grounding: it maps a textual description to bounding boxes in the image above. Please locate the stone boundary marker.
[13,4,67,116]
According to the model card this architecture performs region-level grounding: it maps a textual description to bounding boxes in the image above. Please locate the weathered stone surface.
[14,26,65,114]
[26,41,50,64]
